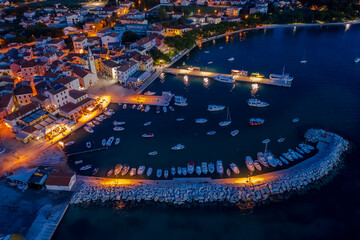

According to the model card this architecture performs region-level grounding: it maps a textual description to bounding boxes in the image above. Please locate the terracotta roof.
[47,84,67,95]
[4,102,40,121]
[14,85,33,96]
[118,61,137,72]
[102,60,119,68]
[46,172,75,186]
[72,67,92,78]
[52,76,78,86]
[69,89,86,99]
[0,94,12,108]
[59,102,79,113]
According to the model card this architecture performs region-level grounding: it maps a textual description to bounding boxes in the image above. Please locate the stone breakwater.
[70,129,349,207]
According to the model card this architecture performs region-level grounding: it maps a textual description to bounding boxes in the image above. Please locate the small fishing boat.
[253,160,262,171]
[208,162,215,174]
[171,144,185,151]
[257,152,269,167]
[292,118,299,123]
[219,47,223,49]
[137,166,145,175]
[174,101,188,106]
[113,121,125,126]
[106,136,114,147]
[144,121,151,126]
[249,118,265,126]
[121,165,130,175]
[296,147,304,154]
[86,142,91,149]
[113,126,125,131]
[114,164,123,175]
[208,61,213,64]
[84,126,94,133]
[142,133,154,138]
[288,149,299,160]
[219,107,231,126]
[216,160,224,174]
[148,151,158,156]
[146,168,153,176]
[245,156,255,172]
[80,165,92,171]
[169,106,174,112]
[163,106,167,113]
[279,156,289,165]
[201,162,208,174]
[123,104,127,109]
[182,168,187,176]
[64,141,75,147]
[107,169,113,176]
[276,158,283,166]
[177,167,182,175]
[230,163,240,174]
[300,60,307,64]
[156,106,160,113]
[247,99,269,108]
[100,114,107,120]
[226,169,231,176]
[164,170,169,178]
[74,160,83,165]
[92,168,99,175]
[132,104,136,109]
[144,91,156,95]
[207,105,225,112]
[156,169,162,178]
[137,105,142,110]
[144,105,150,112]
[176,118,185,121]
[86,122,95,127]
[277,138,285,143]
[283,153,294,161]
[206,131,216,136]
[115,138,120,145]
[102,139,106,146]
[300,143,315,150]
[195,118,207,124]
[93,120,100,125]
[228,57,235,61]
[196,166,201,175]
[265,152,277,167]
[230,129,239,136]
[204,51,209,53]
[95,117,103,121]
[187,161,194,174]
[129,168,136,176]
[171,167,176,175]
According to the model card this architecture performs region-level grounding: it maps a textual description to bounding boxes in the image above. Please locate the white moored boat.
[113,126,124,131]
[206,131,216,136]
[113,121,125,126]
[102,139,106,146]
[196,166,201,175]
[212,75,234,83]
[228,57,235,61]
[148,151,158,156]
[164,170,169,178]
[80,165,92,171]
[176,118,185,121]
[106,137,114,146]
[115,138,120,145]
[208,162,215,173]
[129,168,136,176]
[247,99,269,107]
[207,105,225,112]
[187,161,194,174]
[177,167,182,175]
[269,67,294,82]
[253,160,262,171]
[245,156,255,172]
[86,142,91,149]
[142,133,154,138]
[195,118,207,124]
[171,167,176,175]
[230,163,240,174]
[146,168,153,176]
[171,144,184,151]
[230,129,239,136]
[201,162,208,174]
[144,121,151,126]
[137,166,145,175]
[219,107,231,126]
[216,160,224,174]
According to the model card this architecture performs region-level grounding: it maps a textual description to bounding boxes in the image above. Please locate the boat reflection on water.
[203,77,209,88]
[184,75,189,86]
[251,83,259,96]
[345,23,350,31]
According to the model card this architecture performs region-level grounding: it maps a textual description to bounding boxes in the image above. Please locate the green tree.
[122,31,140,43]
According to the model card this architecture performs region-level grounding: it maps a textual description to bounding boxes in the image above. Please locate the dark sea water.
[53,25,360,240]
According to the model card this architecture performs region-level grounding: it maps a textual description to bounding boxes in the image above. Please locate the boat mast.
[227,107,231,121]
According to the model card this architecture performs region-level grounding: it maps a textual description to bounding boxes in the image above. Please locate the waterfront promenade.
[164,68,292,87]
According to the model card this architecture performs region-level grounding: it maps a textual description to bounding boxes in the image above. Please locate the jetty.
[164,68,292,87]
[66,147,108,157]
[70,129,349,206]
[118,93,174,106]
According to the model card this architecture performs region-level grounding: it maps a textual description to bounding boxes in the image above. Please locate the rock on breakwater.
[70,129,349,207]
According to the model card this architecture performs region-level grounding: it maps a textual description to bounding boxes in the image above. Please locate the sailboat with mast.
[269,66,293,82]
[219,107,232,127]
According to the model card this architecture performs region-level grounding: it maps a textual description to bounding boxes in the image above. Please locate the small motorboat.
[187,161,194,174]
[129,168,136,176]
[106,136,114,147]
[296,147,304,154]
[146,168,153,176]
[113,121,125,126]
[195,118,207,124]
[279,156,289,165]
[137,105,142,110]
[144,121,151,126]
[176,118,185,121]
[276,158,283,166]
[245,156,255,172]
[208,61,213,64]
[107,169,113,176]
[102,139,106,146]
[249,118,265,126]
[163,106,167,113]
[148,151,158,156]
[123,104,127,109]
[132,104,136,109]
[228,57,235,61]
[171,144,185,151]
[277,138,285,143]
[300,60,307,64]
[137,166,145,175]
[156,106,160,113]
[226,169,231,176]
[219,46,223,49]
[74,160,83,165]
[216,160,224,174]
[80,165,92,171]
[92,168,99,175]
[292,118,300,123]
[144,91,156,95]
[230,163,240,174]
[144,105,150,112]
[354,57,360,63]
[196,166,201,175]
[206,131,216,136]
[114,138,120,145]
[86,122,95,127]
[182,168,187,176]
[169,106,174,112]
[208,162,215,174]
[84,126,94,133]
[204,51,209,53]
[64,141,75,147]
[164,170,169,178]
[93,120,100,125]
[171,167,176,175]
[114,164,123,175]
[177,167,182,175]
[219,107,231,126]
[230,130,239,136]
[156,169,162,178]
[86,142,91,149]
[121,165,130,176]
[95,117,103,121]
[142,133,154,138]
[113,126,125,131]
[201,162,208,174]
[253,161,262,171]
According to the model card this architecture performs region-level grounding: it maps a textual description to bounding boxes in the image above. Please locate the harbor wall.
[70,129,349,207]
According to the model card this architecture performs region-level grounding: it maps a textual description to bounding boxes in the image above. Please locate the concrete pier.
[117,93,174,106]
[164,68,292,87]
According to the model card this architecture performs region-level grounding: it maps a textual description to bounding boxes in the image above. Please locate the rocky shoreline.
[70,129,349,208]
